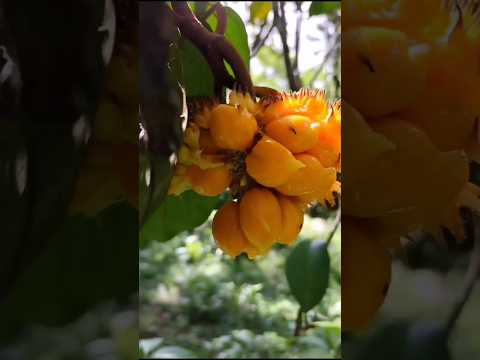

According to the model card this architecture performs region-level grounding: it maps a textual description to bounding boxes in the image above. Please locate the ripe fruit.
[209,104,258,150]
[185,165,232,196]
[307,101,341,169]
[342,26,426,117]
[212,201,260,258]
[277,195,304,245]
[262,89,330,124]
[342,216,392,332]
[199,129,220,154]
[245,136,305,187]
[276,154,336,198]
[239,188,282,252]
[169,89,340,258]
[266,114,320,153]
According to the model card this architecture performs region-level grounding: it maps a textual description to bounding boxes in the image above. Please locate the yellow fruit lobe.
[246,136,305,187]
[277,195,304,245]
[212,201,260,258]
[199,129,220,154]
[342,26,426,117]
[186,165,232,196]
[209,104,258,151]
[275,154,336,198]
[262,90,329,124]
[266,114,320,153]
[239,187,282,252]
[342,216,392,332]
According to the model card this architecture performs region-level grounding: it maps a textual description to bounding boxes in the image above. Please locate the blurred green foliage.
[140,214,340,358]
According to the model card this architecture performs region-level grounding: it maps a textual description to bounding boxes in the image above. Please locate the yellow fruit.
[239,188,282,252]
[265,115,320,153]
[343,101,394,179]
[212,201,260,258]
[199,129,220,154]
[307,102,341,169]
[342,26,426,117]
[262,89,330,124]
[277,195,304,245]
[275,154,336,198]
[342,216,392,332]
[246,136,305,187]
[343,0,400,31]
[186,165,232,196]
[209,104,258,151]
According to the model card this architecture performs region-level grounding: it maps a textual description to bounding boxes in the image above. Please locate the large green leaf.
[207,7,250,73]
[286,239,330,312]
[140,191,221,247]
[309,1,340,16]
[178,38,215,97]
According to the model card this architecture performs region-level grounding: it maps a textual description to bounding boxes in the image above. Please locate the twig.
[273,1,301,91]
[251,22,275,57]
[170,2,253,96]
[308,35,339,88]
[293,2,302,72]
[444,211,480,338]
[294,307,304,336]
[326,211,341,247]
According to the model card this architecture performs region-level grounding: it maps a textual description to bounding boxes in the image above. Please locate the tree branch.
[273,1,301,91]
[251,22,275,57]
[171,2,253,96]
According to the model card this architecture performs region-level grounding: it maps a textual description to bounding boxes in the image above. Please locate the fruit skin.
[307,102,341,169]
[212,201,260,258]
[185,165,232,196]
[239,187,282,252]
[245,136,305,187]
[262,90,330,125]
[277,195,304,245]
[199,129,220,154]
[342,26,426,118]
[265,114,320,153]
[342,216,392,332]
[209,104,258,151]
[275,154,336,198]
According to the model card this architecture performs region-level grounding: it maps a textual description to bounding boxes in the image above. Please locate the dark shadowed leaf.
[286,239,330,312]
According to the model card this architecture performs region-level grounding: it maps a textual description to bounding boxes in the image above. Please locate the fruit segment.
[239,188,282,252]
[245,136,305,187]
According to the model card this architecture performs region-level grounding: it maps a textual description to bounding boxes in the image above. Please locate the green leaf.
[286,240,330,312]
[140,191,221,247]
[309,1,340,16]
[178,38,215,97]
[250,2,272,24]
[151,346,197,359]
[207,7,250,73]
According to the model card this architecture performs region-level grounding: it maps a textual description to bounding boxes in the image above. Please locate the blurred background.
[139,1,341,359]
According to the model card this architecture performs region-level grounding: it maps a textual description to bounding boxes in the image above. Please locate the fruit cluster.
[169,89,341,259]
[342,0,480,331]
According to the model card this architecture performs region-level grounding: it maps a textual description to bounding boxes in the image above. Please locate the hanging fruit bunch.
[169,89,341,259]
[342,0,480,332]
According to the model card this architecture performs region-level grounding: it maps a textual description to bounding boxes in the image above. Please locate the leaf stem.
[294,307,304,336]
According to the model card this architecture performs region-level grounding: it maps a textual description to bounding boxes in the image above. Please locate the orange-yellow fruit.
[262,90,330,124]
[342,216,392,332]
[239,187,282,252]
[212,201,260,258]
[246,136,305,187]
[275,154,336,198]
[277,195,304,245]
[199,129,220,154]
[209,104,258,151]
[307,103,341,168]
[186,165,232,196]
[266,115,320,153]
